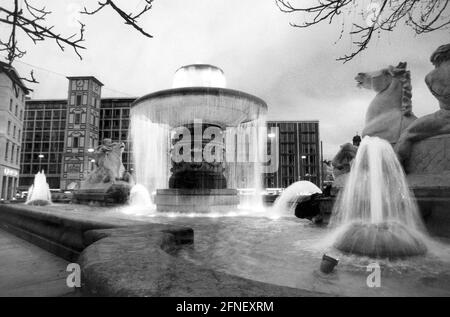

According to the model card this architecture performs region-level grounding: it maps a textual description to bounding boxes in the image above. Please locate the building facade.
[19,77,321,191]
[60,77,103,189]
[264,121,321,188]
[19,76,135,191]
[0,62,28,199]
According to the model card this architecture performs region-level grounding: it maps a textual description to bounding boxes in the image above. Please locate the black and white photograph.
[0,0,450,303]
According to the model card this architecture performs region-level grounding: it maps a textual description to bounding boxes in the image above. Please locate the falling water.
[126,64,267,214]
[127,114,267,212]
[26,171,52,206]
[128,115,170,209]
[225,116,267,210]
[330,136,428,258]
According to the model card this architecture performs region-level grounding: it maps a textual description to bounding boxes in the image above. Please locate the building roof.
[66,76,104,87]
[0,61,30,94]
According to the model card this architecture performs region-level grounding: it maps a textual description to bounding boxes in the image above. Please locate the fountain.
[26,171,52,206]
[273,181,322,217]
[130,64,267,213]
[330,136,428,259]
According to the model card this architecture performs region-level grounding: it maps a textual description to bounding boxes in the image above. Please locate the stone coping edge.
[0,204,328,297]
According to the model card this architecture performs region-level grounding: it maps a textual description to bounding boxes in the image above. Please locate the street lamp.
[87,148,95,153]
[268,132,276,139]
[38,154,44,172]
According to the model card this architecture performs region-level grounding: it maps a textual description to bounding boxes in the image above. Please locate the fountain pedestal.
[406,134,450,238]
[155,189,239,213]
[131,65,267,213]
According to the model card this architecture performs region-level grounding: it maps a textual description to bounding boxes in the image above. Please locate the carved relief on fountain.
[406,134,450,174]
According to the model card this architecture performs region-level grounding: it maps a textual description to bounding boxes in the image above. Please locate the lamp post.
[38,154,44,172]
[87,148,95,171]
[301,155,306,181]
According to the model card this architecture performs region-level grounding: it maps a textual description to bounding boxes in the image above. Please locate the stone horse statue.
[355,62,417,144]
[85,138,127,185]
[75,138,132,205]
[396,44,450,166]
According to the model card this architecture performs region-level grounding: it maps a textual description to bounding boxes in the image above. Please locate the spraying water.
[26,171,52,206]
[273,181,322,217]
[330,136,428,258]
[129,183,153,207]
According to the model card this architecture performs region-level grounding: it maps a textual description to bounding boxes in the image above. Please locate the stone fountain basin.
[1,204,449,296]
[333,222,428,259]
[131,87,267,127]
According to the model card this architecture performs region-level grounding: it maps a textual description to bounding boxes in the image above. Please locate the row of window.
[100,130,128,141]
[100,108,130,119]
[24,120,66,131]
[7,121,21,141]
[21,164,62,175]
[9,98,23,120]
[24,131,65,142]
[4,141,20,165]
[21,153,63,164]
[101,119,129,130]
[22,142,65,153]
[24,109,66,121]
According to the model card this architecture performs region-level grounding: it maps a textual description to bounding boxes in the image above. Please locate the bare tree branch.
[81,0,154,38]
[0,0,155,83]
[276,0,450,62]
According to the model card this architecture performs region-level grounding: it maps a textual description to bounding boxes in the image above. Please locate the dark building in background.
[265,121,321,188]
[99,98,134,172]
[20,77,321,190]
[20,99,67,189]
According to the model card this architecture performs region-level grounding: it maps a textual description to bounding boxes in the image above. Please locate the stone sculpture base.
[405,134,450,237]
[154,188,239,213]
[73,181,131,205]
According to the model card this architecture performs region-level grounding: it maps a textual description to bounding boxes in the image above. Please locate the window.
[5,141,9,160]
[11,144,15,163]
[7,121,11,135]
[23,164,31,174]
[74,113,81,124]
[73,137,79,148]
[76,95,82,106]
[20,109,23,120]
[15,105,18,116]
[13,125,16,138]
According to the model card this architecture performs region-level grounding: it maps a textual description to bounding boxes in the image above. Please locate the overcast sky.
[2,0,448,158]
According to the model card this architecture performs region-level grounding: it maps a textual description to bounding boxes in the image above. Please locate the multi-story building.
[19,76,135,191]
[0,62,29,200]
[265,121,321,188]
[20,99,67,189]
[99,97,134,171]
[19,77,321,191]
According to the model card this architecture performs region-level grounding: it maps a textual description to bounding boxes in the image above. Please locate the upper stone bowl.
[131,64,267,128]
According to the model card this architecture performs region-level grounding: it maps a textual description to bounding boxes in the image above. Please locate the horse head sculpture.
[356,62,417,144]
